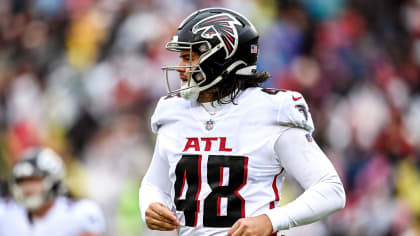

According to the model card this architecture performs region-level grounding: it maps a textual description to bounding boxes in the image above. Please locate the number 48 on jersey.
[174,155,248,227]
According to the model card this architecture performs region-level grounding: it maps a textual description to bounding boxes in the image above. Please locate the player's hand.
[145,202,180,231]
[228,214,273,236]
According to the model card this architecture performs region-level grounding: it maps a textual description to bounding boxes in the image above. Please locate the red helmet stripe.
[223,26,233,32]
[223,38,232,52]
[203,16,229,24]
[226,33,234,42]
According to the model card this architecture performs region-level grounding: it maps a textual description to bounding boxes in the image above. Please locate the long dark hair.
[211,70,271,105]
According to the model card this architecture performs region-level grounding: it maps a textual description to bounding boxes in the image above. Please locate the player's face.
[176,50,201,83]
[18,177,44,197]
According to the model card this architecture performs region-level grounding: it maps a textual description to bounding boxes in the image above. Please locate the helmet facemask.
[162,39,213,100]
[11,177,56,211]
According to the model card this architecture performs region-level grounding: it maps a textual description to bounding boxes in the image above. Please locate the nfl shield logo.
[205,120,214,131]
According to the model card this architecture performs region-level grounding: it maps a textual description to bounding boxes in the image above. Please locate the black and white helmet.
[10,148,65,211]
[162,8,260,99]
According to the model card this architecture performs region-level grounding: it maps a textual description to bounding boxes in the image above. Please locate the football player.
[139,8,345,236]
[0,148,105,236]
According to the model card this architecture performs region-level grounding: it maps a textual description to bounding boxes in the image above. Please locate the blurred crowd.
[0,0,419,235]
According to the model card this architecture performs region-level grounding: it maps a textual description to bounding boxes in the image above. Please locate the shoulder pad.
[151,95,187,133]
[261,88,314,133]
[278,90,314,133]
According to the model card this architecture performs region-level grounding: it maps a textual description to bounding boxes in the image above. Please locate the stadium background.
[0,0,419,235]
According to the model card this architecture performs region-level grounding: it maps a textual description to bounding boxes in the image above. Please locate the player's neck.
[30,199,55,218]
[197,87,219,103]
[197,86,235,103]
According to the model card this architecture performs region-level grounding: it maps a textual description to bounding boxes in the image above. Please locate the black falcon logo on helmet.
[192,13,242,59]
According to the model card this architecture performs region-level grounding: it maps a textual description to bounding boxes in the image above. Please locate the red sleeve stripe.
[272,168,284,201]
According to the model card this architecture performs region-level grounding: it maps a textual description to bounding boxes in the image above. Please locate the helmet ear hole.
[192,72,204,83]
[198,44,209,53]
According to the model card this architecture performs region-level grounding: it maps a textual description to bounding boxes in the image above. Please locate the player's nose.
[176,61,186,73]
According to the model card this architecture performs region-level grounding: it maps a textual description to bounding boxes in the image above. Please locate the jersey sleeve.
[75,200,106,234]
[151,97,165,133]
[0,198,5,222]
[276,91,315,133]
[151,95,187,134]
[138,134,173,224]
[264,128,345,231]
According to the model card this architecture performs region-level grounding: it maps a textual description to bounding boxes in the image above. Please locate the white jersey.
[0,196,105,236]
[139,87,345,236]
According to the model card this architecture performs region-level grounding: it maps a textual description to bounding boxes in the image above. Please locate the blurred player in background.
[0,148,105,236]
[139,7,345,236]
